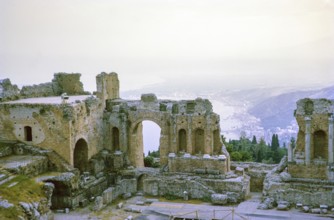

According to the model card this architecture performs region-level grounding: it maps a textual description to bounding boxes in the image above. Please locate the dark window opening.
[178,129,187,152]
[112,127,120,151]
[24,126,32,141]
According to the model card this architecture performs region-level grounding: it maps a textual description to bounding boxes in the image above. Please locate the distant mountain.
[249,86,334,130]
[121,83,334,146]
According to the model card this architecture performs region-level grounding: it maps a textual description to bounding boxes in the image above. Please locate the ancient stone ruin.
[1,72,333,218]
[0,72,250,219]
[261,98,334,211]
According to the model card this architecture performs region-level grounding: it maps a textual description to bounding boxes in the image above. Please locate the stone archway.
[129,116,168,168]
[74,138,88,172]
[313,130,327,160]
[137,174,148,192]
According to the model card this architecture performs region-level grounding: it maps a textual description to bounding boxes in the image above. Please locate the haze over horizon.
[1,0,334,93]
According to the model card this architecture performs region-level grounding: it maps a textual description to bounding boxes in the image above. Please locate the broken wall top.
[106,94,214,116]
[0,73,89,102]
[295,98,334,116]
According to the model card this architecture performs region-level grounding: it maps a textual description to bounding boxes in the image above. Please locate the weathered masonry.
[289,98,334,180]
[0,72,228,170]
[262,98,334,209]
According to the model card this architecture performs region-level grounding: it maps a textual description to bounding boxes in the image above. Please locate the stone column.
[187,116,193,154]
[328,116,334,164]
[288,143,293,162]
[305,117,311,165]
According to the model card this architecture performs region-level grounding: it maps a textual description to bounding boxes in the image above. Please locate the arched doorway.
[313,130,327,160]
[130,120,161,167]
[143,121,161,167]
[74,138,88,173]
[112,127,120,151]
[178,129,187,153]
[194,128,204,154]
[137,174,148,192]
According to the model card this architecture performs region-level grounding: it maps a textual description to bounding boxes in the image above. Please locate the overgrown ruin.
[262,98,334,211]
[1,73,334,219]
[0,73,250,219]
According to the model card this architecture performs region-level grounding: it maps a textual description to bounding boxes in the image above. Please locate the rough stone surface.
[0,72,255,213]
[211,194,228,205]
[0,78,19,102]
[0,72,228,170]
[257,197,276,210]
[0,199,14,208]
[93,196,103,211]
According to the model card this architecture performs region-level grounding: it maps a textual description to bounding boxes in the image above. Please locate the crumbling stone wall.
[263,156,334,207]
[104,93,227,167]
[0,72,229,172]
[168,155,227,174]
[290,98,334,180]
[96,72,119,106]
[20,73,87,99]
[231,162,276,192]
[0,96,104,166]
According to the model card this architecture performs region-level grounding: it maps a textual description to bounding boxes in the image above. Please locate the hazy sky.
[1,0,334,92]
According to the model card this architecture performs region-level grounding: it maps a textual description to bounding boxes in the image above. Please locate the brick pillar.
[328,116,334,164]
[187,116,193,154]
[288,142,294,162]
[305,117,311,165]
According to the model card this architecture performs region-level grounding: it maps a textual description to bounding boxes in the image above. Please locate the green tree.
[149,149,160,158]
[230,151,242,161]
[251,135,257,145]
[144,156,154,167]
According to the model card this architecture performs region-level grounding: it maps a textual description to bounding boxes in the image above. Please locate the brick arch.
[73,138,88,173]
[128,114,170,168]
[130,115,166,134]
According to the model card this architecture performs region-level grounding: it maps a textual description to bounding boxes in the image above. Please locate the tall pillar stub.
[305,116,311,165]
[328,116,334,164]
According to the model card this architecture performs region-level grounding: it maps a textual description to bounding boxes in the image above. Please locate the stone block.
[136,201,145,206]
[311,208,321,214]
[320,204,328,209]
[277,204,289,211]
[141,93,157,102]
[235,167,244,176]
[93,196,103,211]
[145,199,159,204]
[123,192,131,199]
[303,206,310,212]
[102,187,113,205]
[211,194,228,205]
[117,202,123,209]
[321,209,328,214]
[207,169,220,175]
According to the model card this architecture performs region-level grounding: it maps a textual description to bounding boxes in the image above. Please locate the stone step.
[0,155,49,176]
[0,175,15,186]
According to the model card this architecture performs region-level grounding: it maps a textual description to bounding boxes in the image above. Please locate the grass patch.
[0,174,45,219]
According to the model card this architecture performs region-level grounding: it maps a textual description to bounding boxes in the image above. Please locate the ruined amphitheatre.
[0,72,334,219]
